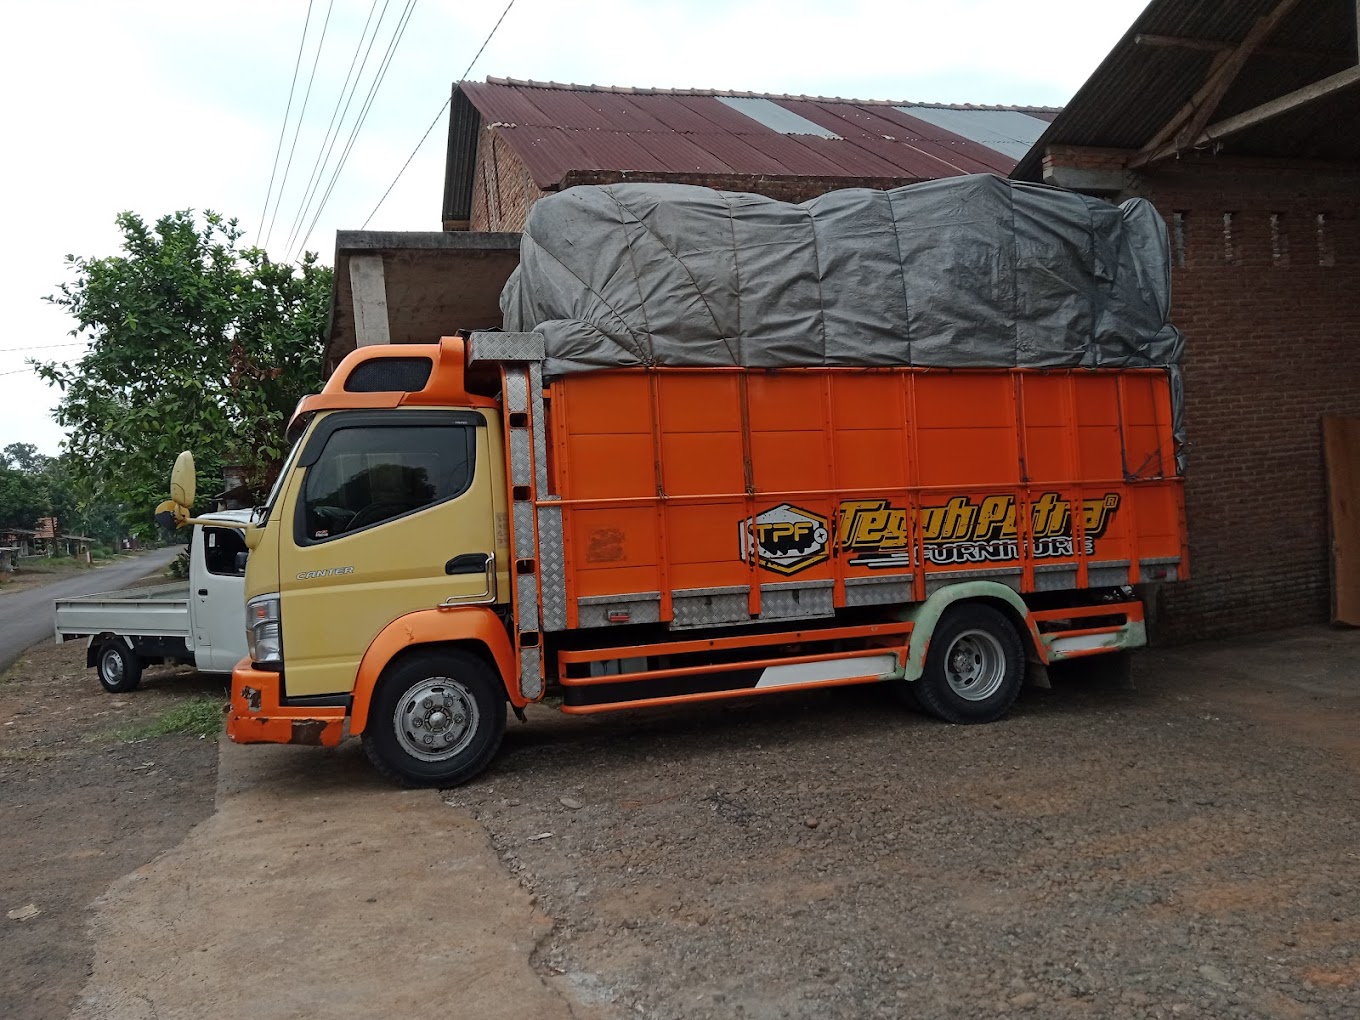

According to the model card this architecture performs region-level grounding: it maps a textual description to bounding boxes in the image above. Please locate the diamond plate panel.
[759,581,834,621]
[925,568,1024,596]
[1087,560,1130,588]
[537,505,567,631]
[505,366,529,413]
[519,646,543,700]
[1139,558,1180,582]
[513,501,536,559]
[529,362,549,495]
[577,594,662,629]
[843,574,914,608]
[509,429,532,487]
[467,331,546,364]
[672,586,750,628]
[1030,568,1078,593]
[516,573,540,631]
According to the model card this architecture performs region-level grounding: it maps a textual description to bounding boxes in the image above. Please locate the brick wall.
[468,128,548,232]
[1127,160,1360,640]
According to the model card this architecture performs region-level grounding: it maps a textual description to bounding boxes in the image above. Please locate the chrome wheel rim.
[944,629,1006,702]
[393,677,478,762]
[101,649,124,684]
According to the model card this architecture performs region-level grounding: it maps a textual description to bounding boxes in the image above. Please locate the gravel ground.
[446,627,1360,1020]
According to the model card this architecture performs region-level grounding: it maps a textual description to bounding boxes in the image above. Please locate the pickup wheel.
[97,640,143,694]
[913,604,1023,724]
[362,650,506,788]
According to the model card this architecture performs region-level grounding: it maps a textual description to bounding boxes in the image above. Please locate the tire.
[912,604,1024,724]
[361,650,506,788]
[97,640,143,694]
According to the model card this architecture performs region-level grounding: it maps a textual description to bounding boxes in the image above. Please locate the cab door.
[277,409,497,698]
[198,526,248,671]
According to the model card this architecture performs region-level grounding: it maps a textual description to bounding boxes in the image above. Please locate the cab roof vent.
[343,356,434,393]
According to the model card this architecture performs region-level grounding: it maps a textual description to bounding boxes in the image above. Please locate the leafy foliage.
[0,442,128,541]
[0,465,48,531]
[38,210,331,538]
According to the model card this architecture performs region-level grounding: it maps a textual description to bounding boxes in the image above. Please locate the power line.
[0,342,86,353]
[263,0,338,250]
[291,0,420,261]
[0,366,40,377]
[281,0,391,258]
[362,0,516,230]
[257,0,315,244]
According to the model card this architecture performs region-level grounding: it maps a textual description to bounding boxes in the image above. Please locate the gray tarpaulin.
[501,175,1183,379]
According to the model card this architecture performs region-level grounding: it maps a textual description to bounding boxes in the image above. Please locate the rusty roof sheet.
[458,79,1060,188]
[1013,0,1360,178]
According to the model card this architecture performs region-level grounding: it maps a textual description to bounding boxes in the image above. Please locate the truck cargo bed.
[54,581,192,641]
[535,366,1186,631]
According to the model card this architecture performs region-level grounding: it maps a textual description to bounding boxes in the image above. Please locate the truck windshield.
[258,434,305,525]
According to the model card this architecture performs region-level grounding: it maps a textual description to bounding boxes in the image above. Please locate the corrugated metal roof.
[457,78,1062,189]
[1013,0,1359,179]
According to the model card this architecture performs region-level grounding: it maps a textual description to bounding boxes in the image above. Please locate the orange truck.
[227,332,1185,786]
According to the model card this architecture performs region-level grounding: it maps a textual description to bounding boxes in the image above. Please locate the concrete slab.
[69,737,581,1020]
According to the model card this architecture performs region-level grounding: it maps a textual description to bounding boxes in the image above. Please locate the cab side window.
[203,527,247,577]
[299,424,475,542]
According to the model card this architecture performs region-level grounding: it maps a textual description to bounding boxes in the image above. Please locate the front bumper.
[227,659,347,747]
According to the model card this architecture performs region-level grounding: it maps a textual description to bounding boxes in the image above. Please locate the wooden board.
[1323,416,1360,626]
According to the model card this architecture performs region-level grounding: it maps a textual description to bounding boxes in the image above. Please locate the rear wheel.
[97,640,143,694]
[913,604,1023,724]
[362,650,506,787]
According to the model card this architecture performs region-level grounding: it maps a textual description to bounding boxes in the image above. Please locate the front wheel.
[97,640,143,694]
[362,650,506,787]
[913,604,1024,724]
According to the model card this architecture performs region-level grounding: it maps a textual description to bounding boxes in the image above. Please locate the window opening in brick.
[1269,213,1289,267]
[1222,212,1236,264]
[1316,213,1335,266]
[1172,212,1187,267]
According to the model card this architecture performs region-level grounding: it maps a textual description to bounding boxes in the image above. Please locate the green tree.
[2,443,48,474]
[37,210,331,538]
[0,467,49,530]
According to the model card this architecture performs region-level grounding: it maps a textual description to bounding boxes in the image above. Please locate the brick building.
[443,78,1058,232]
[1014,0,1360,639]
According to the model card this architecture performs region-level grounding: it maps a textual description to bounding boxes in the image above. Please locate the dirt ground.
[2,624,1357,1020]
[445,627,1360,1020]
[0,639,223,1020]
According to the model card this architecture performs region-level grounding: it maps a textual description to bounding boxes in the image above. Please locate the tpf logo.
[739,504,830,576]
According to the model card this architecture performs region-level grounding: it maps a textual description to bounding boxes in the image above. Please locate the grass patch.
[112,697,224,741]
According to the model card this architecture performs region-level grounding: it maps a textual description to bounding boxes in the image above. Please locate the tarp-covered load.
[500,174,1183,378]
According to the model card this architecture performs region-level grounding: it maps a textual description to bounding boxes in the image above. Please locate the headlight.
[246,593,282,665]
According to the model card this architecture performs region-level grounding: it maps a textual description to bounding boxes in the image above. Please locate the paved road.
[0,548,181,674]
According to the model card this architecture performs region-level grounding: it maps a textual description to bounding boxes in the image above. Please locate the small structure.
[0,528,36,558]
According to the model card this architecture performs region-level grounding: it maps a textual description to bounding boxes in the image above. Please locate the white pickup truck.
[54,511,250,692]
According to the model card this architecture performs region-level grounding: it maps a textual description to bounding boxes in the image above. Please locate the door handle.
[445,553,490,575]
[439,552,497,607]
[197,588,209,596]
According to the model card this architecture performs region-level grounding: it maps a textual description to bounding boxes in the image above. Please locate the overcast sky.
[0,0,1147,457]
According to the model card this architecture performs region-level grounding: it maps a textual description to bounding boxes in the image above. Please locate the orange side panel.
[546,368,1187,624]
